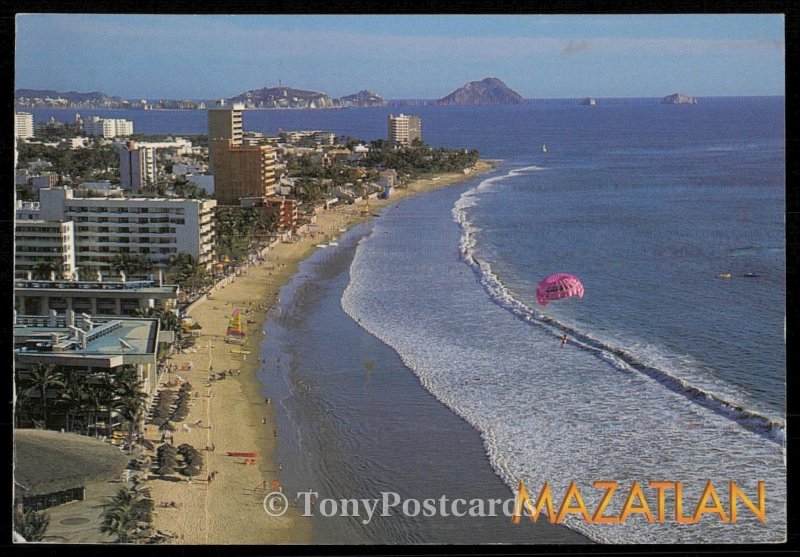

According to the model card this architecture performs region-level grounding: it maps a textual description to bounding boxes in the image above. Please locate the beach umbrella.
[184,455,203,469]
[535,273,585,307]
[156,465,176,477]
[159,421,177,431]
[157,444,178,456]
[157,455,177,465]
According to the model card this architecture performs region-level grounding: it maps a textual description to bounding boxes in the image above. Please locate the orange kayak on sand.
[226,451,257,457]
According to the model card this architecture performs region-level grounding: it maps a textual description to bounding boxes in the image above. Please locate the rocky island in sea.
[437,77,526,105]
[662,92,698,104]
[581,97,597,106]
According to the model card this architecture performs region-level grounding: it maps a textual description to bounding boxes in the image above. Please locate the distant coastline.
[17,95,784,111]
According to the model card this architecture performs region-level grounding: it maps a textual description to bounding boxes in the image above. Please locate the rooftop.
[15,279,179,296]
[14,314,159,362]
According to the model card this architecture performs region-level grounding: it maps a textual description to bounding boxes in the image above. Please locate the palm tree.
[116,396,145,451]
[84,382,114,437]
[32,261,58,280]
[100,486,153,543]
[110,366,147,447]
[13,506,50,542]
[18,364,64,429]
[58,371,87,433]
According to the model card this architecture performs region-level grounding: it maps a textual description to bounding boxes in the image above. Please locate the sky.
[15,14,785,99]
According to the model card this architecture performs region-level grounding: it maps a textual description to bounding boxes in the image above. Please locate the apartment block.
[119,140,157,191]
[211,140,277,205]
[15,220,76,279]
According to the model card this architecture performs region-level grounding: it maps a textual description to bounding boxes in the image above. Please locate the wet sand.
[144,162,495,544]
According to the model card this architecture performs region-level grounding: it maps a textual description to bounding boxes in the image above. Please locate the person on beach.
[561,334,569,349]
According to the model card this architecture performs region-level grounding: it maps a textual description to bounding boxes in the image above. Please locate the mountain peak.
[438,77,525,106]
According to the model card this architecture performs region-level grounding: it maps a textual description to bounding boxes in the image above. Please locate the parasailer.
[536,273,584,307]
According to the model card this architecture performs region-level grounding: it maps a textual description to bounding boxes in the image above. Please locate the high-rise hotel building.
[208,101,243,172]
[208,102,276,205]
[387,113,421,146]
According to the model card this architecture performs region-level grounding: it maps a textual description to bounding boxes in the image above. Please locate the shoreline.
[144,160,496,544]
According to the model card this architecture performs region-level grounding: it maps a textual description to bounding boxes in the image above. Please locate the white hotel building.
[84,116,134,138]
[15,112,35,139]
[33,187,216,275]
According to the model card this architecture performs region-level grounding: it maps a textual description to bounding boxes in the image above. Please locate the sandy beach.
[144,161,495,544]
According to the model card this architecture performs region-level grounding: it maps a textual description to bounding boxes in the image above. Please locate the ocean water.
[33,100,786,543]
[340,99,786,543]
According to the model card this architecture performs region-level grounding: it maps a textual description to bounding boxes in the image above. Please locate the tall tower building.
[119,141,156,191]
[387,113,421,146]
[208,101,244,172]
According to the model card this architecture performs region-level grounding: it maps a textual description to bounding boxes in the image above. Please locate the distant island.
[581,97,597,106]
[437,77,525,106]
[229,85,334,109]
[337,89,386,107]
[662,93,698,105]
[15,89,129,108]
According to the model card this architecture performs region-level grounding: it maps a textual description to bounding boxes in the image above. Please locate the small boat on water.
[541,144,548,153]
[339,227,347,233]
[717,273,732,279]
[743,272,761,278]
[328,241,339,246]
[315,243,329,248]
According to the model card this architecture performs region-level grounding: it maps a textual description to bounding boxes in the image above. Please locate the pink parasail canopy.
[536,273,584,307]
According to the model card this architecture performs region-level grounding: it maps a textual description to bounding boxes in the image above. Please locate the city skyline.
[15,14,785,100]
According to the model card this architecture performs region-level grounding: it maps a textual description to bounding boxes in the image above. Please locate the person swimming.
[560,334,568,349]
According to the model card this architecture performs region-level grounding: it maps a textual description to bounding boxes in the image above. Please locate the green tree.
[112,368,146,450]
[32,261,59,280]
[13,506,50,542]
[18,363,65,429]
[100,486,153,543]
[84,382,113,437]
[58,371,87,433]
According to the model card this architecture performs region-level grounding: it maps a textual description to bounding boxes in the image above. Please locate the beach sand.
[144,161,495,544]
